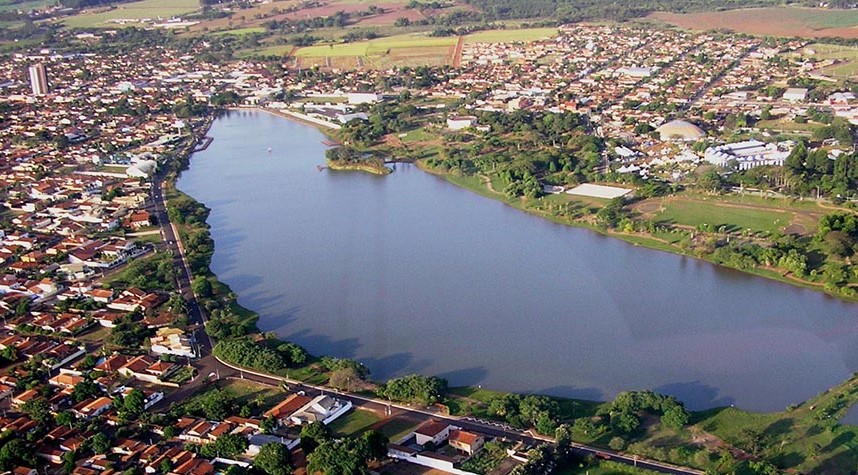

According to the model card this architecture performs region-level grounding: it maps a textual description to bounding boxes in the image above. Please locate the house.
[149,327,195,358]
[449,429,485,455]
[49,373,84,389]
[125,210,151,229]
[288,395,352,426]
[72,396,113,419]
[347,92,382,105]
[265,393,313,424]
[414,419,455,446]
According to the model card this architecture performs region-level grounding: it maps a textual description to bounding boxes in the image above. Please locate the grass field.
[646,197,792,234]
[647,7,858,39]
[799,43,858,79]
[295,34,456,57]
[0,0,53,12]
[327,408,381,437]
[218,379,285,412]
[61,0,199,28]
[755,118,823,134]
[464,27,557,44]
[211,27,266,36]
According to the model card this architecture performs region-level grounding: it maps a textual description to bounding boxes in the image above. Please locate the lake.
[178,109,858,412]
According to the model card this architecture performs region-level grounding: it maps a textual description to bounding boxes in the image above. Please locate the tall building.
[28,63,49,96]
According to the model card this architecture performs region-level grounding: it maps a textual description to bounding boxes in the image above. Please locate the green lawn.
[211,27,266,36]
[0,0,53,12]
[327,408,381,437]
[61,0,199,28]
[218,379,285,412]
[378,417,419,443]
[465,27,558,44]
[653,199,791,234]
[755,119,823,133]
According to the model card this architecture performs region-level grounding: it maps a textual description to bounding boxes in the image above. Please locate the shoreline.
[247,106,856,302]
[415,162,858,303]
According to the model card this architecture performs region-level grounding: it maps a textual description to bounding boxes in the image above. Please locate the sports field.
[61,0,199,28]
[803,43,858,79]
[634,196,806,235]
[647,7,858,39]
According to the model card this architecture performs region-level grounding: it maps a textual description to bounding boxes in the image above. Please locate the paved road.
[151,137,704,475]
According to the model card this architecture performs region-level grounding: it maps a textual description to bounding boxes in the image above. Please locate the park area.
[647,7,858,39]
[60,0,200,28]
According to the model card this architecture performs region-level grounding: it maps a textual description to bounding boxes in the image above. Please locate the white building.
[289,395,352,425]
[347,93,382,105]
[149,327,195,358]
[783,88,808,102]
[704,140,792,170]
[446,116,477,130]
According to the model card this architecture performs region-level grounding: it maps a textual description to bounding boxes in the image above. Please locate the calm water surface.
[178,110,858,411]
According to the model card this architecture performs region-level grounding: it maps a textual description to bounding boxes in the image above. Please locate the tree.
[21,398,51,424]
[361,430,389,462]
[192,276,213,298]
[300,421,332,455]
[123,388,146,417]
[697,169,723,193]
[0,438,37,471]
[72,379,101,402]
[200,433,248,458]
[55,410,76,428]
[307,439,371,475]
[377,374,447,405]
[254,443,293,475]
[660,405,691,430]
[91,433,111,454]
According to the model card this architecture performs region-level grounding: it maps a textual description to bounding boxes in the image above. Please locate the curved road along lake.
[178,109,858,412]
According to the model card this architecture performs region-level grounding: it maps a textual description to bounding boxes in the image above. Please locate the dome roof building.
[656,120,705,142]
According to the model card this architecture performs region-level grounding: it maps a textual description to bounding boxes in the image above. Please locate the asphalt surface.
[150,143,704,475]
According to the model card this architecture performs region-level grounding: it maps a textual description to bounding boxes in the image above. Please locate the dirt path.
[452,35,465,67]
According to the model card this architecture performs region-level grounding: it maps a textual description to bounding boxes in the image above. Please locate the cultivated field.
[60,0,199,28]
[285,33,457,68]
[253,27,559,68]
[464,27,557,44]
[647,7,858,39]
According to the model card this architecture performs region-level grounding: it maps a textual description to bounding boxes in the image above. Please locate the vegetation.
[377,374,448,405]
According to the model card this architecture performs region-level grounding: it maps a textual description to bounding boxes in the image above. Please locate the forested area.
[425,110,602,199]
[464,0,782,22]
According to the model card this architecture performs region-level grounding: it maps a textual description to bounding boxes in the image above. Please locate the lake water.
[178,109,858,412]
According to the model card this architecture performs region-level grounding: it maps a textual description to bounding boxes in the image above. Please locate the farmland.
[647,7,858,39]
[60,0,199,28]
[282,33,457,68]
[248,27,559,68]
[464,27,558,44]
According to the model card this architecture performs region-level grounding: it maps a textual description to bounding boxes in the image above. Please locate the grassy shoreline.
[415,162,858,303]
